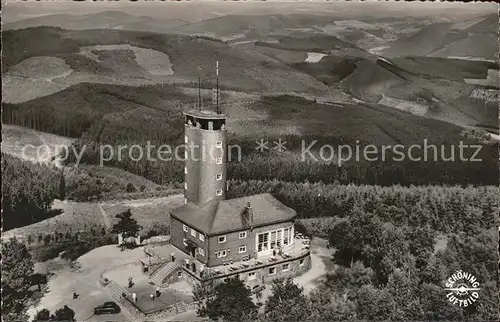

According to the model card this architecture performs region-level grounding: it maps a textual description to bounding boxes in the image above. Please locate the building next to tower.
[166,106,311,285]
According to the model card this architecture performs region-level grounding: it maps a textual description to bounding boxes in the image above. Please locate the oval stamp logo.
[444,270,480,307]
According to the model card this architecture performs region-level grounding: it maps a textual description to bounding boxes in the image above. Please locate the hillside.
[2,27,328,103]
[382,14,498,59]
[255,34,374,59]
[246,95,466,147]
[294,55,498,129]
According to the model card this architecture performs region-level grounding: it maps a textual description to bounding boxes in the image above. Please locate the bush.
[34,308,50,321]
[126,183,136,193]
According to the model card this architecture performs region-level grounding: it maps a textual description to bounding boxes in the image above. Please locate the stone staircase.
[175,302,187,314]
[105,280,144,321]
[149,261,179,286]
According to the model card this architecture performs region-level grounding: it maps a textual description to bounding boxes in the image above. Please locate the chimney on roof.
[246,202,253,227]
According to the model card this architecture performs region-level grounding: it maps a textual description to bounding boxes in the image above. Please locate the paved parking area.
[27,246,149,322]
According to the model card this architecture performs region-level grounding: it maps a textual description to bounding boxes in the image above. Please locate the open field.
[2,200,104,241]
[2,194,184,242]
[79,44,174,76]
[1,124,75,166]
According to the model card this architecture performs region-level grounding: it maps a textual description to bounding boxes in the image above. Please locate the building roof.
[170,193,296,235]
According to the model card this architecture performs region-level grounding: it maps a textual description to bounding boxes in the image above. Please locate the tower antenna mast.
[197,66,202,110]
[216,61,220,114]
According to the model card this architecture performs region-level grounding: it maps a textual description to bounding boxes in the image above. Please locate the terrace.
[144,234,311,281]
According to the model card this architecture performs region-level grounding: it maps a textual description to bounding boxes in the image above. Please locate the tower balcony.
[184,110,227,132]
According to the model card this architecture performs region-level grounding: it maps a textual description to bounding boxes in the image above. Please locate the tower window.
[185,135,188,143]
[216,189,223,196]
[185,167,188,174]
[184,182,187,190]
[216,157,223,164]
[216,141,223,148]
[216,173,222,180]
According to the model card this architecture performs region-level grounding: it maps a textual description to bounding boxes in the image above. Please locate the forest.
[195,180,499,322]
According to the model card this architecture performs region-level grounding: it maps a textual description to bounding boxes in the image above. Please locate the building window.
[216,141,223,148]
[257,233,269,252]
[183,224,188,232]
[184,197,187,204]
[299,259,304,266]
[199,234,205,242]
[282,263,290,272]
[248,272,256,280]
[184,182,187,190]
[283,227,292,246]
[239,231,247,239]
[218,236,226,244]
[239,246,246,253]
[216,189,223,196]
[191,229,197,237]
[216,250,227,258]
[185,135,188,143]
[269,267,276,275]
[270,231,277,249]
[185,166,188,174]
[216,157,223,164]
[216,173,222,180]
[183,238,188,246]
[198,248,205,256]
[184,150,188,159]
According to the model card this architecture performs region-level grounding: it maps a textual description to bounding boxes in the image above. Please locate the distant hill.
[170,14,337,40]
[3,11,189,32]
[382,14,498,60]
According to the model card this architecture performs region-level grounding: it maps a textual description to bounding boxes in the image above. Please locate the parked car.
[251,284,265,294]
[94,301,121,315]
